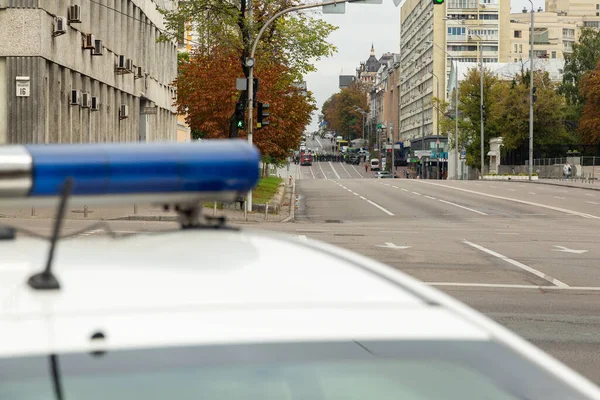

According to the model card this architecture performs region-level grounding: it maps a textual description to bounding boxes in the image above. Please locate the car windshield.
[0,340,588,400]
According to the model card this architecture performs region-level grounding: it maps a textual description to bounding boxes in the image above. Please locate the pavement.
[2,136,600,384]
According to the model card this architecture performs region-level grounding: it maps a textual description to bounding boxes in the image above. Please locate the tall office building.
[399,0,510,145]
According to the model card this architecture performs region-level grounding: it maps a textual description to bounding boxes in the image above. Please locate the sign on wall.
[16,76,30,97]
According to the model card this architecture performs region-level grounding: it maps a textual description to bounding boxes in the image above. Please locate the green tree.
[496,70,572,157]
[560,28,600,108]
[457,68,503,170]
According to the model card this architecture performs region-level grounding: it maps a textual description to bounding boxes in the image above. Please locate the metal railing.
[500,156,600,181]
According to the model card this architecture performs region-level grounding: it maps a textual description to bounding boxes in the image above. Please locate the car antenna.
[27,177,73,290]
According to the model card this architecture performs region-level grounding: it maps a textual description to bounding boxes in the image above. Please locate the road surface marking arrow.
[553,245,588,254]
[376,242,411,249]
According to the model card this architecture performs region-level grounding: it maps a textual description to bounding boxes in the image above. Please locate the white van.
[370,158,380,171]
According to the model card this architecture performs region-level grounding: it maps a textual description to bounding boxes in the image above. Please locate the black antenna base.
[28,272,61,290]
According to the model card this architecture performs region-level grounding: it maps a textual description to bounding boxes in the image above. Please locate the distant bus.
[338,140,349,152]
[300,153,313,166]
[370,158,380,171]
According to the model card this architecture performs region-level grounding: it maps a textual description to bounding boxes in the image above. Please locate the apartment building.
[510,0,600,62]
[399,0,509,178]
[0,0,178,145]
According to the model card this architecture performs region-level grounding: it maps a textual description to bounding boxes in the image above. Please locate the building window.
[552,51,556,58]
[519,44,523,53]
[479,13,498,20]
[514,30,522,38]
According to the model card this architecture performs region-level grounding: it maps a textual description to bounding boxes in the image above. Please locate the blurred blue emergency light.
[0,140,260,207]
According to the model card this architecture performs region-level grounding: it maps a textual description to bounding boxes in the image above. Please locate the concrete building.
[509,1,600,62]
[0,0,178,145]
[399,0,510,178]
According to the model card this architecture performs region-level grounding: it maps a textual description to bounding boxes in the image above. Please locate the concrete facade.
[0,0,178,144]
[510,1,600,62]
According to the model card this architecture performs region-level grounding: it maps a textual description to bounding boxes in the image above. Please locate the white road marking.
[463,240,569,287]
[341,163,354,178]
[585,193,595,197]
[309,166,316,179]
[295,235,308,241]
[427,282,600,291]
[328,161,342,179]
[318,163,329,180]
[353,192,359,196]
[554,196,566,200]
[359,196,366,200]
[528,192,536,195]
[553,245,588,254]
[438,199,488,215]
[375,242,411,249]
[508,188,516,191]
[392,186,399,189]
[401,188,409,192]
[367,200,395,216]
[586,201,599,205]
[497,232,519,235]
[351,164,365,178]
[415,181,600,220]
[411,192,421,196]
[425,195,436,200]
[296,229,328,232]
[384,183,391,187]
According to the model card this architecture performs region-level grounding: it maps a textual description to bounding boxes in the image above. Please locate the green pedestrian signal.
[433,0,444,4]
[235,102,245,130]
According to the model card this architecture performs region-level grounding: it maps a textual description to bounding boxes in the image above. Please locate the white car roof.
[1,229,599,397]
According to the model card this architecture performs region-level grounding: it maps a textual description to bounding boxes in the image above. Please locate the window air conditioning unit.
[68,5,81,23]
[53,16,67,36]
[92,39,103,56]
[125,58,134,73]
[134,66,143,79]
[119,104,128,119]
[83,33,95,49]
[81,92,91,108]
[116,55,128,74]
[70,89,81,105]
[91,96,100,111]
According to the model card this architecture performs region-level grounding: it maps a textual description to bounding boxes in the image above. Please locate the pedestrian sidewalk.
[0,195,293,223]
[526,178,600,191]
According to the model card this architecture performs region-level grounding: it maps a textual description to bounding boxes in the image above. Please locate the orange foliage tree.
[176,46,315,162]
[579,57,600,145]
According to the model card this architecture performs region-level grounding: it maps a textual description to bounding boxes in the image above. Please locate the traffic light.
[235,102,245,130]
[433,0,444,4]
[257,102,270,129]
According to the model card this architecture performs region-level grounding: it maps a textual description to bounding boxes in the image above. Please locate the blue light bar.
[0,140,260,205]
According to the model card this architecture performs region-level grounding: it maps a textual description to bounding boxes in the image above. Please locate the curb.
[519,180,600,192]
[282,181,296,223]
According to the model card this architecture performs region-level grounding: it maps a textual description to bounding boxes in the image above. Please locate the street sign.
[142,107,157,115]
[414,150,432,158]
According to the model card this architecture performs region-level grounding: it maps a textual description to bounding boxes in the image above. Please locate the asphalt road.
[3,135,599,385]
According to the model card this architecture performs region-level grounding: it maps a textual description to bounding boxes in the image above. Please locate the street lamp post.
[427,40,459,180]
[355,106,366,140]
[528,0,534,180]
[465,28,484,178]
[245,0,379,211]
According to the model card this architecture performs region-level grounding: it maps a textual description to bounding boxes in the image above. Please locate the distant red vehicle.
[300,154,313,166]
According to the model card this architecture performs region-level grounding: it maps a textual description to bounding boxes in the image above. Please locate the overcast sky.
[304,0,546,131]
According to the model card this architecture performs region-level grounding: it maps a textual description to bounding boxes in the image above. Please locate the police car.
[0,141,599,399]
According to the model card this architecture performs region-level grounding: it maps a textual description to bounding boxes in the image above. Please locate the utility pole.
[246,0,254,211]
[479,37,484,179]
[528,0,534,181]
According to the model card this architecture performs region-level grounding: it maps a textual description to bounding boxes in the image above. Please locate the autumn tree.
[320,81,369,139]
[159,0,337,137]
[578,57,600,145]
[176,46,314,163]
